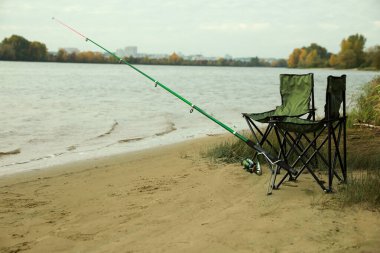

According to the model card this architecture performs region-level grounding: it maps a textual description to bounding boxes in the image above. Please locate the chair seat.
[244,106,311,123]
[243,110,276,123]
[275,117,324,133]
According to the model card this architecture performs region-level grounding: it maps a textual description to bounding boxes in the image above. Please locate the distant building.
[63,48,80,54]
[116,46,138,57]
[186,54,206,61]
[235,57,252,62]
[125,46,138,57]
[224,54,233,60]
[262,58,278,64]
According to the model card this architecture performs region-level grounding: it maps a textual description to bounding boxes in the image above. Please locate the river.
[0,61,378,175]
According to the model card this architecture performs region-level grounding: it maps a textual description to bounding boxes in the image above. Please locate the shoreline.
[0,134,226,180]
[0,132,226,178]
[1,134,379,252]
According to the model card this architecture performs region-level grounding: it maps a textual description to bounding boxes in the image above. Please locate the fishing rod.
[52,17,297,177]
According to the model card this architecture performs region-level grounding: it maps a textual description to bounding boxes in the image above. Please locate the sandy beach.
[0,135,379,253]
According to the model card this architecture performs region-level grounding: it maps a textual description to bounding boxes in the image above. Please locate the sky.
[0,0,379,58]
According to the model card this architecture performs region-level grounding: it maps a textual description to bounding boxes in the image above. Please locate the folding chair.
[269,75,347,192]
[242,73,316,174]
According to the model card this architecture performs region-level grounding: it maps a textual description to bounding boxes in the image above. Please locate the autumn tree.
[297,48,308,67]
[305,49,319,67]
[336,34,366,68]
[288,43,330,68]
[168,52,182,64]
[288,48,301,68]
[329,54,339,67]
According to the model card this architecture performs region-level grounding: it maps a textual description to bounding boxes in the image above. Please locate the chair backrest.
[325,75,346,120]
[274,73,314,117]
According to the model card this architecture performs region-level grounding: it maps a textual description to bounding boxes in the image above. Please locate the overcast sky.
[0,0,379,58]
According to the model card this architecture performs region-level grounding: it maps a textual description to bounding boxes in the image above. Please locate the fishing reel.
[241,158,262,175]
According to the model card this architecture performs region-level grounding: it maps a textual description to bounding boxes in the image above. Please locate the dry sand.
[0,135,379,253]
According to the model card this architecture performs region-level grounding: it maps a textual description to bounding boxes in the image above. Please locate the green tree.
[0,34,48,61]
[249,57,260,66]
[67,52,77,62]
[0,43,16,60]
[56,48,68,62]
[29,41,48,61]
[309,43,329,60]
[0,34,30,60]
[364,45,380,70]
[216,57,226,66]
[271,59,287,67]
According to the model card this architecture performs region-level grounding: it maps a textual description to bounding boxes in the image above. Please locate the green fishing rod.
[52,17,297,176]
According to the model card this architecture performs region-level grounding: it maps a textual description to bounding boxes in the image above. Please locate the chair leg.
[274,127,331,192]
[328,122,333,192]
[331,122,345,182]
[267,164,280,195]
[343,118,347,182]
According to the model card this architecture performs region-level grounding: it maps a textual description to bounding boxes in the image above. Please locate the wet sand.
[0,135,379,253]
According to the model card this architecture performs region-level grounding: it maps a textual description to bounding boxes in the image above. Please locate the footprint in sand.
[66,232,95,241]
[0,241,32,253]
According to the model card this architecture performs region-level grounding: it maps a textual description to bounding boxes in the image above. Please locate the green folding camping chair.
[242,73,316,175]
[268,75,347,192]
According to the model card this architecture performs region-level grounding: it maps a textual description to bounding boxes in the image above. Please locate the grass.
[336,127,380,209]
[202,133,251,164]
[348,76,380,127]
[336,169,380,209]
[346,128,380,170]
[202,130,279,165]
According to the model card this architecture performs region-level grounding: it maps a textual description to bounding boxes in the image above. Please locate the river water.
[0,61,378,176]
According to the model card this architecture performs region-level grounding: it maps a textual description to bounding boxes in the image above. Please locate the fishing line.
[52,17,87,40]
[52,17,297,178]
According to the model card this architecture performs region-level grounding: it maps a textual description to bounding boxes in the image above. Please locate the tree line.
[0,34,379,69]
[55,48,286,67]
[288,34,380,69]
[120,54,287,67]
[0,35,283,67]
